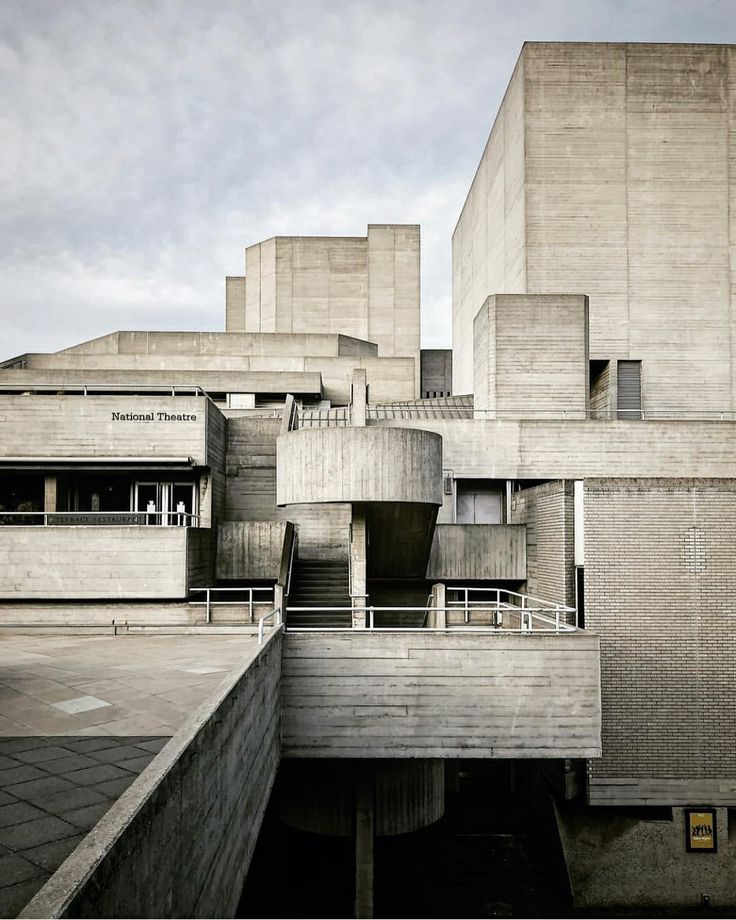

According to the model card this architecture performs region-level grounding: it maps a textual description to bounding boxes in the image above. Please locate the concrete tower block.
[473,294,589,418]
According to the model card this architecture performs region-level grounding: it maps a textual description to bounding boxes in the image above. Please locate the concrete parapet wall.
[0,527,210,600]
[277,427,443,505]
[57,330,378,358]
[0,395,211,464]
[281,631,601,758]
[371,417,736,480]
[21,630,283,919]
[216,520,288,580]
[426,523,526,580]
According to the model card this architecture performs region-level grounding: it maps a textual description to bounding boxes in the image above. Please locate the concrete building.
[0,40,734,919]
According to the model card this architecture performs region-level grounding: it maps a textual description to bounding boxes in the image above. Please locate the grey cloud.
[1,0,733,358]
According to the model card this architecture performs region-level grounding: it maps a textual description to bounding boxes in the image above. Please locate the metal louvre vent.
[617,360,642,420]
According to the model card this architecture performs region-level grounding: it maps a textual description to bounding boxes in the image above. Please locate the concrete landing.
[0,633,260,917]
[0,634,258,736]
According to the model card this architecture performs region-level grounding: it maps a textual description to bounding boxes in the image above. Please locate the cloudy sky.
[1,0,733,359]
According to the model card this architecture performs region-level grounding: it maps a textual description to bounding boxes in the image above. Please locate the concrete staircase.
[286,559,352,628]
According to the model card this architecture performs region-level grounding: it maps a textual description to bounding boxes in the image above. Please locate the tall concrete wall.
[510,481,575,605]
[453,42,736,412]
[584,478,736,805]
[473,294,588,416]
[21,631,282,919]
[281,632,601,759]
[453,55,526,394]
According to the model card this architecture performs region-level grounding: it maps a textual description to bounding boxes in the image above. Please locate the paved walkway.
[0,633,259,917]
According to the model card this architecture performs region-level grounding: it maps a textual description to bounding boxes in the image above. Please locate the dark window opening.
[617,360,642,420]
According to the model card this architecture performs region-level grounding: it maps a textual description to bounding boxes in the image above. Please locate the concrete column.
[44,476,57,513]
[198,473,212,527]
[274,584,284,618]
[351,506,368,629]
[429,582,446,629]
[354,767,375,919]
[350,368,368,427]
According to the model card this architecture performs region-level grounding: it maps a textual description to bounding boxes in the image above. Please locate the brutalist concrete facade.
[1,40,735,917]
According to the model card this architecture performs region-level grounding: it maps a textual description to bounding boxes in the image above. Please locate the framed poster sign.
[685,808,717,853]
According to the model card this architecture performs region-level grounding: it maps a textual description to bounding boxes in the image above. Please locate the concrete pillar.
[274,584,284,618]
[44,476,57,513]
[429,582,446,629]
[198,473,212,527]
[351,368,368,427]
[351,505,368,629]
[354,768,375,918]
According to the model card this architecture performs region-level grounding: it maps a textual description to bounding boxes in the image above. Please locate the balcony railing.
[285,601,578,634]
[0,511,200,526]
[188,586,275,624]
[446,586,577,630]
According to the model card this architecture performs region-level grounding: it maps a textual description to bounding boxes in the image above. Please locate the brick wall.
[584,478,736,804]
[510,480,574,605]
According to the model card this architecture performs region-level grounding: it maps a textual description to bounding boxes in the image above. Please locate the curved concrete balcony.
[276,426,442,506]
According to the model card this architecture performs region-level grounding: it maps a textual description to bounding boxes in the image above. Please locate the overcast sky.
[1,0,733,360]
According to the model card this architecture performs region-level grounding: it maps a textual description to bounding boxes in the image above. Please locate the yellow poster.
[686,810,717,852]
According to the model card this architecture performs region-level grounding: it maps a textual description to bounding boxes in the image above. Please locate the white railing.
[446,586,577,631]
[188,586,275,624]
[0,384,206,396]
[0,510,200,526]
[284,603,577,634]
[258,607,283,645]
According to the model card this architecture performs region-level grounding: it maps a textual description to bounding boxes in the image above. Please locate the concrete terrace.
[0,634,260,917]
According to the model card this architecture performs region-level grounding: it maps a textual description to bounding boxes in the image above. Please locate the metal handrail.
[189,587,275,625]
[285,605,577,634]
[0,384,206,396]
[446,586,576,629]
[258,607,283,645]
[0,510,201,526]
[297,407,350,428]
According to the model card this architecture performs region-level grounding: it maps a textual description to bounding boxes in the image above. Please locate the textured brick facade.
[510,480,574,605]
[585,478,736,804]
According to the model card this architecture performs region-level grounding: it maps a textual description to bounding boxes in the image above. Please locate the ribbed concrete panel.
[426,524,526,581]
[281,632,601,759]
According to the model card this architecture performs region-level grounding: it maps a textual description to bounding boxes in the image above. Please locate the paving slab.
[0,633,259,917]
